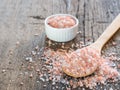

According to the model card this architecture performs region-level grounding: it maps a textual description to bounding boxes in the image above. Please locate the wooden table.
[0,0,120,90]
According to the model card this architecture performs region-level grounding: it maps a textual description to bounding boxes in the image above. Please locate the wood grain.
[0,0,120,90]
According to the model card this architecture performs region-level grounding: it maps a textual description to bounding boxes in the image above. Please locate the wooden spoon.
[62,14,120,78]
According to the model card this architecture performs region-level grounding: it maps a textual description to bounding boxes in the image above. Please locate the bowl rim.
[45,14,79,30]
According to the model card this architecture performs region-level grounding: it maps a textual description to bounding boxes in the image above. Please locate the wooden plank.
[0,0,120,90]
[0,0,46,90]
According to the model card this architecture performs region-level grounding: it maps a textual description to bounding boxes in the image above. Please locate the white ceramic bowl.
[45,14,79,42]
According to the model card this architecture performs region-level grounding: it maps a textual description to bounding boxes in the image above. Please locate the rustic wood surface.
[0,0,120,90]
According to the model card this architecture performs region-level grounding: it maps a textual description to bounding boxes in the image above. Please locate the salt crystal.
[29,73,33,78]
[77,31,81,34]
[36,69,40,72]
[117,58,120,61]
[40,74,43,77]
[52,82,56,85]
[56,86,58,89]
[73,84,77,88]
[36,81,39,83]
[104,88,107,90]
[75,43,79,47]
[112,42,117,46]
[20,82,24,86]
[109,87,113,90]
[88,59,91,62]
[46,65,52,69]
[49,77,53,80]
[62,87,65,90]
[82,88,85,90]
[25,57,32,62]
[66,87,71,90]
[19,72,23,75]
[31,51,36,56]
[9,50,13,55]
[61,45,65,48]
[37,52,40,55]
[34,33,39,36]
[2,69,6,73]
[12,80,15,82]
[48,40,52,46]
[109,62,116,67]
[71,43,75,48]
[39,77,45,82]
[43,84,47,87]
[29,58,33,62]
[35,45,39,50]
[56,76,61,81]
[60,79,66,84]
[24,72,28,75]
[62,43,65,45]
[46,78,49,81]
[52,87,55,90]
[16,41,20,45]
[118,64,120,69]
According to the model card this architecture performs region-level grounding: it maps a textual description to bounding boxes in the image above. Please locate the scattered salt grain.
[66,87,71,90]
[36,69,40,72]
[75,43,79,47]
[19,72,23,75]
[29,58,33,63]
[37,52,40,55]
[109,87,113,90]
[29,73,33,78]
[71,43,75,48]
[52,82,56,85]
[48,40,52,46]
[112,41,117,46]
[56,86,58,89]
[43,84,47,87]
[2,69,6,73]
[9,50,13,55]
[34,33,39,36]
[46,78,49,82]
[24,72,28,75]
[118,64,120,69]
[39,77,45,82]
[20,82,24,86]
[16,41,20,45]
[35,45,39,51]
[31,51,36,56]
[82,88,85,90]
[60,79,66,84]
[61,44,65,48]
[25,57,32,62]
[77,31,81,34]
[36,81,39,83]
[52,87,55,90]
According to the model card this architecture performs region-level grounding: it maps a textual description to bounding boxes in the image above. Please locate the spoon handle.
[91,14,120,52]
